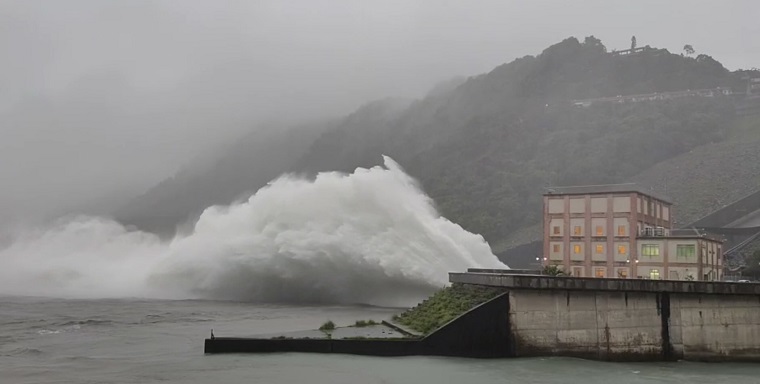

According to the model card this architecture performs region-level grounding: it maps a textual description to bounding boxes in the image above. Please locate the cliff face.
[115,36,758,252]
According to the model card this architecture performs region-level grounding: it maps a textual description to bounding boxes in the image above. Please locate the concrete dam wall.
[508,289,760,361]
[453,273,760,362]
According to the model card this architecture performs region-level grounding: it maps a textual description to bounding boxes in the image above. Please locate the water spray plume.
[0,157,506,306]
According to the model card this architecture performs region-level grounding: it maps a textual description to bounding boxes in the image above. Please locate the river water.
[3,296,760,384]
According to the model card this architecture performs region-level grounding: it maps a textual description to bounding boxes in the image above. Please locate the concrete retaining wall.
[205,293,511,357]
[675,294,760,361]
[508,290,670,361]
[507,289,760,361]
[452,273,760,362]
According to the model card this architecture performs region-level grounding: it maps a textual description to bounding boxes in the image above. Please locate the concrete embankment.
[206,273,760,362]
[451,273,760,362]
[205,292,510,357]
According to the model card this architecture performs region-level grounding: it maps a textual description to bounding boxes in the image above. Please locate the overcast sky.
[1,0,758,226]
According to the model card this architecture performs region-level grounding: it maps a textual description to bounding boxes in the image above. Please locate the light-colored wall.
[639,266,663,280]
[508,289,760,361]
[591,218,607,236]
[667,267,697,280]
[590,197,607,213]
[666,240,698,264]
[614,218,629,237]
[614,241,629,261]
[548,198,564,214]
[509,290,664,360]
[549,242,563,261]
[673,294,760,361]
[613,196,630,212]
[638,240,665,263]
[549,218,564,236]
[592,242,606,261]
[570,218,584,237]
[569,198,585,213]
[570,242,584,261]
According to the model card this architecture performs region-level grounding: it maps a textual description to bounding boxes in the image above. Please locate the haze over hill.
[3,1,760,230]
[116,37,760,261]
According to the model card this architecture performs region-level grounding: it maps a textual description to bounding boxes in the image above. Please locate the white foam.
[0,157,506,306]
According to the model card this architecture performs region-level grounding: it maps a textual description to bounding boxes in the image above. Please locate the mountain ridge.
[114,36,760,254]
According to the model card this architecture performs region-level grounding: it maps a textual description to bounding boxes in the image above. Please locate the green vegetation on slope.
[497,114,760,259]
[117,36,759,253]
[296,37,745,246]
[393,283,503,334]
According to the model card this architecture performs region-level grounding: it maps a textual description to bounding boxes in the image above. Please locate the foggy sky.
[1,0,758,227]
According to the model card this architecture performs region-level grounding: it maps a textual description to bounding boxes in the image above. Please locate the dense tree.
[631,35,637,50]
[683,44,695,56]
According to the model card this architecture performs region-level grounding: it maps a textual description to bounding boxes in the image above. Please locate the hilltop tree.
[683,44,695,56]
[631,35,637,50]
[583,35,606,52]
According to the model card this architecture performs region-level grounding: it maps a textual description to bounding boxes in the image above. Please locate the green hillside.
[296,37,746,247]
[115,36,759,253]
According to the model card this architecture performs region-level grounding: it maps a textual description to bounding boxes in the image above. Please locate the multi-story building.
[542,183,723,281]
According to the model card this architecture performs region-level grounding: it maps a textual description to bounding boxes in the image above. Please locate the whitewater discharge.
[0,157,506,306]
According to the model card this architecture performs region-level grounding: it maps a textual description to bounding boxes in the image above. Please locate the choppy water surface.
[3,296,760,384]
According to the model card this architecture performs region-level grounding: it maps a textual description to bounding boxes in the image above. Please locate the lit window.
[618,245,627,254]
[573,226,582,236]
[553,226,560,235]
[573,244,581,254]
[596,226,604,236]
[595,244,604,254]
[649,269,660,280]
[595,268,606,277]
[617,225,626,236]
[553,244,560,252]
[641,244,660,257]
[617,269,628,278]
[676,244,695,258]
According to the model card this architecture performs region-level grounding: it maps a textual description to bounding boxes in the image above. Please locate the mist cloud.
[1,0,758,227]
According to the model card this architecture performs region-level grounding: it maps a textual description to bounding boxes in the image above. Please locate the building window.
[573,244,581,254]
[553,244,560,253]
[572,267,583,277]
[617,245,627,254]
[595,268,606,278]
[553,226,560,235]
[573,226,582,236]
[676,244,695,258]
[595,244,604,254]
[669,271,679,280]
[617,225,626,236]
[595,226,604,236]
[649,269,660,280]
[617,269,628,278]
[641,244,660,257]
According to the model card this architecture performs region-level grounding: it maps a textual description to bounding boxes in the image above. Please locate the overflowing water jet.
[0,156,506,306]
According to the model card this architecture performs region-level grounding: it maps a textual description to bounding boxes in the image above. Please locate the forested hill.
[115,36,758,251]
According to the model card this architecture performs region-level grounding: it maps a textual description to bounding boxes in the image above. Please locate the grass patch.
[393,283,503,334]
[354,319,378,327]
[319,320,336,331]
